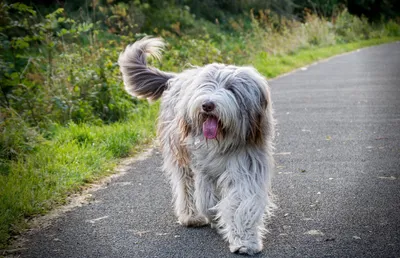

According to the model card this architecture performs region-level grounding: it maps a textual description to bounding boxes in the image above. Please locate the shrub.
[385,19,400,36]
[96,0,147,36]
[302,12,336,47]
[0,110,43,176]
[0,4,139,128]
[143,4,196,35]
[335,9,372,42]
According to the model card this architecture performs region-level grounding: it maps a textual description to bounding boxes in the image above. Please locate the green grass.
[254,37,400,78]
[1,36,399,249]
[0,102,158,248]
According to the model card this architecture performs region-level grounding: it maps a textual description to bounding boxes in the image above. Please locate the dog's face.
[179,64,271,147]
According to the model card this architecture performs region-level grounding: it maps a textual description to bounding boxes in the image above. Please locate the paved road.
[16,42,400,258]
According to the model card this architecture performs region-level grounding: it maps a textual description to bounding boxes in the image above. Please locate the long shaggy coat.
[118,37,275,255]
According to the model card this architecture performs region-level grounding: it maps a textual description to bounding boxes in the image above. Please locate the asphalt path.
[14,42,400,258]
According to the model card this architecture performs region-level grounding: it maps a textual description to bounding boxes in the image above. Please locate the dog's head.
[178,64,273,147]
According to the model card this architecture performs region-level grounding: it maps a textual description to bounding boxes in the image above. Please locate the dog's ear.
[250,80,274,146]
[235,67,272,145]
[252,74,270,111]
[260,86,269,110]
[248,110,267,146]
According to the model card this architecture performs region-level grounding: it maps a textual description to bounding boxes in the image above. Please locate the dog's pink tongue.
[203,117,218,139]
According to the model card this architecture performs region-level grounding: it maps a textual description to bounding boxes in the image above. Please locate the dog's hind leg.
[165,162,209,227]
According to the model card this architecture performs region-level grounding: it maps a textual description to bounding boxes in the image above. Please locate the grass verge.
[1,37,399,249]
[254,37,400,78]
[0,102,158,248]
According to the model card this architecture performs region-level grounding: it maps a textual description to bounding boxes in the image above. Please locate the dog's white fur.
[118,37,275,255]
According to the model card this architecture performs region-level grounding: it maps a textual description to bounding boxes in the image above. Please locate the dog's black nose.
[202,101,215,112]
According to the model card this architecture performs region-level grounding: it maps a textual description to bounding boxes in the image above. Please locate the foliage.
[0,101,159,247]
[335,8,372,42]
[384,19,400,36]
[96,0,147,36]
[0,4,145,130]
[293,0,341,18]
[0,110,43,174]
[346,0,400,21]
[143,4,196,35]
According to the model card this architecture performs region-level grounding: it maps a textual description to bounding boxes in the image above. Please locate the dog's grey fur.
[118,37,275,255]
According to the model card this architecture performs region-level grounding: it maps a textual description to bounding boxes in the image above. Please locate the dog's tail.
[118,37,175,101]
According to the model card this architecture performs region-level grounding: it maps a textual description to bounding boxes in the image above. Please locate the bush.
[0,4,138,128]
[302,12,336,47]
[143,4,196,35]
[96,1,147,36]
[0,111,43,176]
[385,19,400,36]
[0,3,146,186]
[335,9,372,42]
[161,36,226,70]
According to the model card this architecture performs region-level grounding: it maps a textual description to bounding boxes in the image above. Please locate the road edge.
[2,147,156,256]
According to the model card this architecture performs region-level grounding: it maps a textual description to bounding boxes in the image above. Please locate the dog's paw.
[178,215,209,227]
[210,222,219,229]
[229,241,262,256]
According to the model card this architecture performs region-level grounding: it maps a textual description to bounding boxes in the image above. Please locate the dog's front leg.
[194,173,218,225]
[166,164,209,227]
[217,174,269,255]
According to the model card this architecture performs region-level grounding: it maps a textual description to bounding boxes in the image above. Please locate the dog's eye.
[224,85,238,97]
[225,85,247,107]
[224,84,236,94]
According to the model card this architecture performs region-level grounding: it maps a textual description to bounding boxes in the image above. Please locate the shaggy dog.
[118,37,275,255]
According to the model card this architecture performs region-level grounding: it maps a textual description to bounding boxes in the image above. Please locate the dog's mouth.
[202,115,219,139]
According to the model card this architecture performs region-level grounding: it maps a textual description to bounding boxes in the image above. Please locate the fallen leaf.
[131,230,151,236]
[156,233,168,236]
[114,181,132,186]
[279,171,293,175]
[378,176,396,180]
[86,215,109,224]
[304,230,324,236]
[275,152,291,155]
